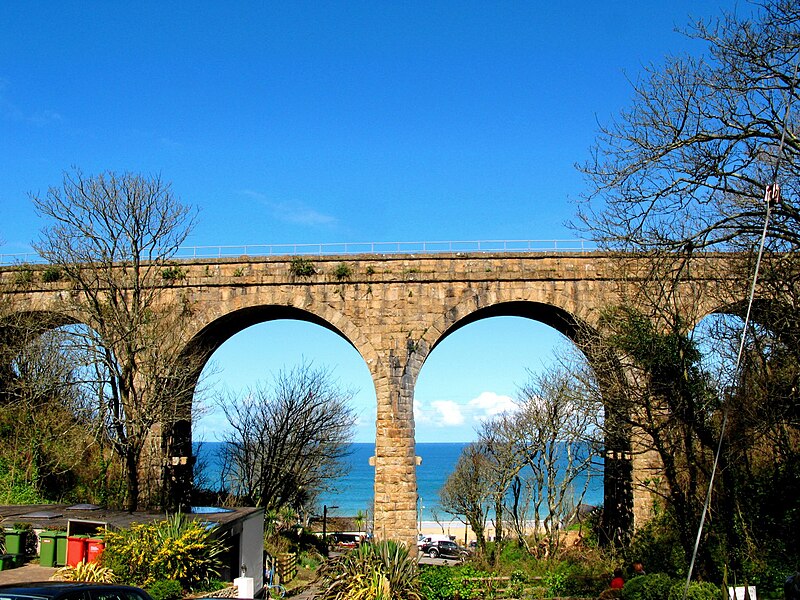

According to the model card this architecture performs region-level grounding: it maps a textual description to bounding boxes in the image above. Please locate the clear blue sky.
[1,1,736,442]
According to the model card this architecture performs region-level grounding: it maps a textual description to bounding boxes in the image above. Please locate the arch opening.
[187,305,377,519]
[414,302,612,545]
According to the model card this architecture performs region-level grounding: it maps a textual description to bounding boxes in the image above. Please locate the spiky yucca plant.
[53,560,116,583]
[317,541,421,600]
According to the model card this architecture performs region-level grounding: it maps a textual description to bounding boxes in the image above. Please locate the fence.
[0,239,595,265]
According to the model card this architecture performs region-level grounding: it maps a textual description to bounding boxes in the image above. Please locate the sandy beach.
[418,519,491,545]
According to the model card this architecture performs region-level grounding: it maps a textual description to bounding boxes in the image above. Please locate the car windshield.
[0,595,51,600]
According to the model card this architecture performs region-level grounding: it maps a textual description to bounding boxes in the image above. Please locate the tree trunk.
[125,451,139,511]
[494,496,503,543]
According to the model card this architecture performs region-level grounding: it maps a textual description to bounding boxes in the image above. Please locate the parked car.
[0,583,154,600]
[420,539,469,559]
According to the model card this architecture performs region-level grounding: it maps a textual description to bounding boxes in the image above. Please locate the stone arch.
[183,302,381,376]
[410,296,635,543]
[0,307,118,413]
[165,301,381,510]
[704,297,792,333]
[0,308,85,392]
[411,294,592,387]
[1,308,81,335]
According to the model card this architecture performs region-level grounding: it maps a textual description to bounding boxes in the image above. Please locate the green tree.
[577,0,800,578]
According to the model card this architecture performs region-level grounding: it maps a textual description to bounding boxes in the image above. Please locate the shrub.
[418,564,491,600]
[160,265,186,281]
[558,560,610,598]
[0,458,48,504]
[54,561,116,583]
[318,541,421,600]
[102,514,226,589]
[544,569,569,597]
[13,267,34,286]
[146,579,184,600]
[418,566,455,600]
[289,257,315,277]
[42,266,62,282]
[191,579,227,594]
[507,569,527,598]
[625,511,688,578]
[622,573,676,600]
[298,551,321,570]
[333,262,352,280]
[667,580,721,600]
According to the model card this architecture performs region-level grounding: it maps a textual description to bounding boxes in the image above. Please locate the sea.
[193,441,604,521]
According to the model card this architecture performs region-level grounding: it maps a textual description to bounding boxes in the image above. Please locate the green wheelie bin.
[3,529,26,556]
[55,531,68,566]
[38,531,58,568]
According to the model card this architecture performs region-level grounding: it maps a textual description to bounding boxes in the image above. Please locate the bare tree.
[216,362,357,512]
[476,414,524,546]
[578,0,800,255]
[575,0,800,575]
[576,0,800,383]
[31,168,198,510]
[439,443,492,551]
[509,367,600,558]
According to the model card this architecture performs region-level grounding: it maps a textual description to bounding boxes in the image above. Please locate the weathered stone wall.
[0,252,737,545]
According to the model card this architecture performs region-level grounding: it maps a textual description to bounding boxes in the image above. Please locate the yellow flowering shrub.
[102,514,226,589]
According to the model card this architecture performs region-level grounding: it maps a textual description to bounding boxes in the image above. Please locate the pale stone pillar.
[372,343,422,547]
[630,432,662,528]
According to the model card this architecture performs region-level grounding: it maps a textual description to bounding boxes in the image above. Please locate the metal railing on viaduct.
[0,239,595,265]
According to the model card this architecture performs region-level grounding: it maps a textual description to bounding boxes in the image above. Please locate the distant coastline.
[194,441,604,521]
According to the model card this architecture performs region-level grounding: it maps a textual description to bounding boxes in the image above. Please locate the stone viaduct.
[2,251,734,544]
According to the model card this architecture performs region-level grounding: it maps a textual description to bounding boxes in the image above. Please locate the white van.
[417,533,455,550]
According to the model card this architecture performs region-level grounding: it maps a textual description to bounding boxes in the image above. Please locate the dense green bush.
[333,262,352,280]
[557,554,615,597]
[625,511,688,578]
[146,579,183,600]
[418,564,490,600]
[102,514,226,589]
[667,581,720,600]
[289,257,315,277]
[160,265,186,281]
[41,266,62,282]
[622,573,676,600]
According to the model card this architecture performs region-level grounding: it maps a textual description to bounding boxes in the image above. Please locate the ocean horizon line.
[193,440,604,521]
[194,439,473,445]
